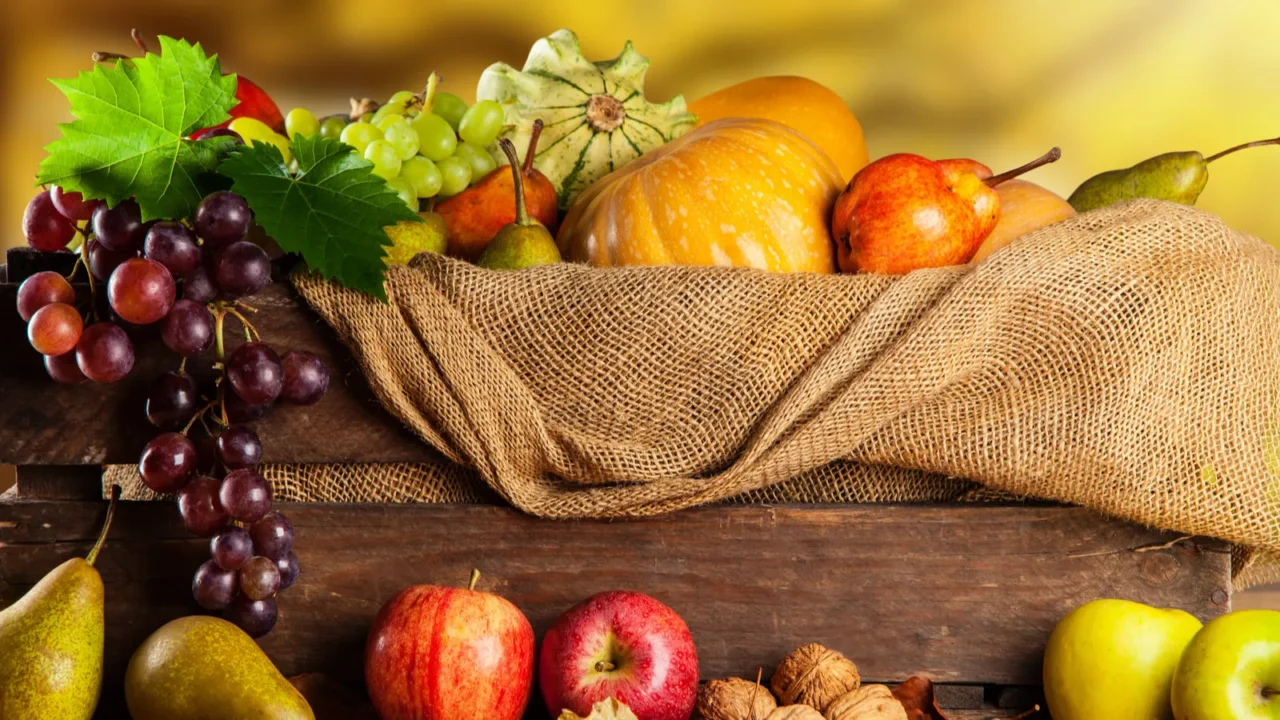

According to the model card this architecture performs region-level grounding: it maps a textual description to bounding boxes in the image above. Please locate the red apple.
[196,75,286,138]
[365,570,535,720]
[540,590,699,720]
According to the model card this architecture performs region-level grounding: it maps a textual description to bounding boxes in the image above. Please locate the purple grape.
[75,322,134,383]
[249,511,293,560]
[182,264,218,303]
[280,351,329,405]
[50,186,103,222]
[193,431,220,473]
[138,432,198,493]
[276,551,300,590]
[91,198,144,251]
[144,221,202,277]
[161,299,215,357]
[225,596,278,638]
[211,527,254,571]
[217,425,262,469]
[226,342,283,405]
[23,190,76,252]
[194,191,251,248]
[177,475,230,536]
[219,468,272,523]
[45,352,87,385]
[213,241,271,299]
[192,559,238,610]
[146,371,198,429]
[17,271,75,322]
[239,556,281,601]
[86,239,136,283]
[224,391,273,424]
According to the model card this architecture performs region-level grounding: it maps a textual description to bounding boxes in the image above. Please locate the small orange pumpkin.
[556,118,843,273]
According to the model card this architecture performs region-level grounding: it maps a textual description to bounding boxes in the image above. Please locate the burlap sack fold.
[287,199,1280,555]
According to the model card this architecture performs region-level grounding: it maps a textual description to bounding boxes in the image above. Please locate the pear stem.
[1204,136,1280,163]
[498,139,530,226]
[985,147,1061,187]
[86,485,121,567]
[467,568,481,591]
[523,120,544,175]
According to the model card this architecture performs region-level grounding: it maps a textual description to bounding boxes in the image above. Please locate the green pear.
[476,138,562,270]
[0,487,118,720]
[1068,136,1280,212]
[1043,598,1203,720]
[1171,609,1280,720]
[126,616,314,720]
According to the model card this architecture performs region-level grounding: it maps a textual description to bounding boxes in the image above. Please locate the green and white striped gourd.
[476,29,698,210]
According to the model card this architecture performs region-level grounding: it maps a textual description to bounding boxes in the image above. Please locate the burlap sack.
[269,200,1280,560]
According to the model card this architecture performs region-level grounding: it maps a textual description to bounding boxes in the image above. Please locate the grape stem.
[178,357,187,374]
[422,73,440,114]
[214,308,226,361]
[181,398,220,436]
[82,247,99,323]
[225,307,262,341]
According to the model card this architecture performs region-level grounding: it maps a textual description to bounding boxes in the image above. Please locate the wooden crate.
[0,248,1233,719]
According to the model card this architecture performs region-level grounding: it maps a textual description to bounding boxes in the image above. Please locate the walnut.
[824,685,908,720]
[770,643,861,712]
[766,706,825,720]
[696,677,778,720]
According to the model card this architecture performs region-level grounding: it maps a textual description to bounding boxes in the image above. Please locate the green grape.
[454,142,498,181]
[359,111,375,123]
[319,114,348,140]
[370,105,398,127]
[401,156,443,198]
[384,123,421,162]
[375,114,407,132]
[386,90,418,110]
[364,140,403,179]
[386,178,417,210]
[285,107,320,139]
[340,122,383,156]
[436,157,472,197]
[410,113,457,162]
[458,100,504,147]
[432,92,469,131]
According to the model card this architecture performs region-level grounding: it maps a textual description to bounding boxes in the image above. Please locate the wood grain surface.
[0,497,1231,717]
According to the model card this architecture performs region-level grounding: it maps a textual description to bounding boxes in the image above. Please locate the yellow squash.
[556,118,842,273]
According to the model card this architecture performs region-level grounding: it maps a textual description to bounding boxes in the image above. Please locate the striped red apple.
[365,570,534,720]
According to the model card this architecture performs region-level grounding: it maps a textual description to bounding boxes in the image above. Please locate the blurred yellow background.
[5,0,1280,249]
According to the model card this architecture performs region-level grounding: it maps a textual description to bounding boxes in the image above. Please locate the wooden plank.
[0,249,434,466]
[15,465,103,500]
[0,500,1230,717]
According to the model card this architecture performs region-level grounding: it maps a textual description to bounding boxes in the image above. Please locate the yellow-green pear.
[1044,598,1203,720]
[126,615,314,720]
[0,487,119,720]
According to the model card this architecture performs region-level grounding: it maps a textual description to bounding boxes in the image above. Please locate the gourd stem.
[524,120,544,175]
[985,147,1061,187]
[1205,136,1280,163]
[86,485,121,567]
[499,139,530,226]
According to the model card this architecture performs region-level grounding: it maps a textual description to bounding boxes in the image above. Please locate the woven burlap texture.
[279,199,1280,554]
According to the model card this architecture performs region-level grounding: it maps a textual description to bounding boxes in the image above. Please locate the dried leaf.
[892,676,950,720]
[558,697,641,720]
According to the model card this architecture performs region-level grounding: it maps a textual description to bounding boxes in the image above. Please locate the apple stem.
[984,147,1062,187]
[468,568,481,591]
[1010,704,1042,720]
[1205,136,1280,163]
[594,661,616,673]
[524,120,544,175]
[1264,688,1278,699]
[85,485,121,567]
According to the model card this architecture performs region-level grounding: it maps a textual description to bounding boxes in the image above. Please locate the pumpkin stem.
[499,139,530,226]
[984,147,1061,187]
[524,119,543,176]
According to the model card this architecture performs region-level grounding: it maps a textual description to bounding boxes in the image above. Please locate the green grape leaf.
[218,135,420,300]
[36,36,239,221]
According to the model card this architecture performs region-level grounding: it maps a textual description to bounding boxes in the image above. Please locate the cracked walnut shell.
[770,643,861,712]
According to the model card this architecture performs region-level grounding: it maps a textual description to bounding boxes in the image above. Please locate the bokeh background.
[3,0,1278,606]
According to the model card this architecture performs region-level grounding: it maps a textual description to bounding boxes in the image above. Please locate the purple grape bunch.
[20,186,330,638]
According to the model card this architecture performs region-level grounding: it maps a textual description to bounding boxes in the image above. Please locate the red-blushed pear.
[365,570,534,720]
[540,590,699,720]
[831,148,1060,274]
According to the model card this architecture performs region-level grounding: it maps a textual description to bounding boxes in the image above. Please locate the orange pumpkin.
[689,76,869,182]
[556,118,843,273]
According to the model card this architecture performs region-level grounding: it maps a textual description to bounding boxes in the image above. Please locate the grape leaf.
[218,135,420,300]
[36,36,238,221]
